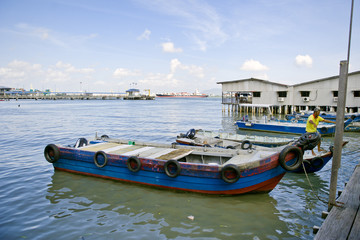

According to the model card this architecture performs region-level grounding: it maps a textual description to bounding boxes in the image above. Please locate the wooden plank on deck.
[314,164,360,240]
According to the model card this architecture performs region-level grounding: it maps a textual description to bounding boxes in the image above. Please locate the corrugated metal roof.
[217,70,360,87]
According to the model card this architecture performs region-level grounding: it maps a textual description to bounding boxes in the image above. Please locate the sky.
[0,0,359,93]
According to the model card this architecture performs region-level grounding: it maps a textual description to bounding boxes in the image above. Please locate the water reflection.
[47,170,293,239]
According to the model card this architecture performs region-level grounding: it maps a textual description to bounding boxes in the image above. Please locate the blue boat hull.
[51,146,287,195]
[292,152,332,173]
[235,121,336,136]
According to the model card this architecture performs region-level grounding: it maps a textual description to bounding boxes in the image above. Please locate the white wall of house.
[218,71,360,111]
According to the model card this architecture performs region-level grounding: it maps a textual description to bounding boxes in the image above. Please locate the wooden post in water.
[328,61,348,210]
[328,0,354,210]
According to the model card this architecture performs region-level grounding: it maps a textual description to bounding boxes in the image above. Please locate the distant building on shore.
[217,70,360,114]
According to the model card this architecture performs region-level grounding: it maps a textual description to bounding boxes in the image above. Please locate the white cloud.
[137,29,151,40]
[113,68,141,78]
[162,42,183,53]
[55,61,95,74]
[241,59,269,71]
[295,54,313,67]
[0,60,97,91]
[139,72,179,87]
[137,58,204,90]
[12,23,97,48]
[94,80,106,85]
[0,67,25,79]
[169,58,204,78]
[139,1,228,51]
[0,60,43,83]
[170,59,181,72]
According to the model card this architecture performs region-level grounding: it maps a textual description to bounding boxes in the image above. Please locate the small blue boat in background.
[235,115,355,136]
[285,111,360,121]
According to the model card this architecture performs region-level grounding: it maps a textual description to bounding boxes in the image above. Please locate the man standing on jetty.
[306,107,336,156]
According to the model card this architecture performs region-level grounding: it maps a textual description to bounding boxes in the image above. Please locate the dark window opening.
[333,91,338,97]
[354,91,360,97]
[300,91,310,97]
[253,92,261,97]
[277,91,287,97]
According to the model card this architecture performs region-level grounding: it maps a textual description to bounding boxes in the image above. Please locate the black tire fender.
[320,127,327,133]
[185,129,196,139]
[94,151,108,168]
[311,157,324,169]
[279,146,303,171]
[101,135,109,140]
[44,144,60,163]
[241,140,252,150]
[127,156,141,172]
[221,164,241,183]
[74,138,88,148]
[164,160,181,177]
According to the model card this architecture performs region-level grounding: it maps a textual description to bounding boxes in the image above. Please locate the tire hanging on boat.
[320,127,327,134]
[279,145,303,171]
[44,144,60,163]
[164,160,181,178]
[101,134,109,140]
[311,157,324,170]
[74,138,88,148]
[127,156,141,172]
[226,145,235,149]
[185,129,196,139]
[241,140,252,150]
[94,151,108,168]
[221,164,241,183]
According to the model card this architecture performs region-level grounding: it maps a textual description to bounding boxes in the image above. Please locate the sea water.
[0,98,359,240]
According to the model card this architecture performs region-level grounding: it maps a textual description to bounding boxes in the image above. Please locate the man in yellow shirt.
[306,107,336,155]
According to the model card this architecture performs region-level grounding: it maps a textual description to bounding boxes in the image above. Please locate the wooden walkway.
[314,164,360,239]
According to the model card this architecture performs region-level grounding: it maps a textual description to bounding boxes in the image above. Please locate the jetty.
[0,91,125,100]
[313,164,360,239]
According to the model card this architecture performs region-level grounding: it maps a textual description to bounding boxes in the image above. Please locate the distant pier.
[0,91,127,100]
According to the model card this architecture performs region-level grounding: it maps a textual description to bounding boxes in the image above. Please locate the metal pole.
[328,61,348,210]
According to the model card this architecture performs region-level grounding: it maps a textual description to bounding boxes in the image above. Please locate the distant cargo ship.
[156,89,208,98]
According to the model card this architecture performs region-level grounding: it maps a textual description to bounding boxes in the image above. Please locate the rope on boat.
[302,162,329,205]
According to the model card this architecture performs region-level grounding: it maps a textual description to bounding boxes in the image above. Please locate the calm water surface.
[1,98,359,240]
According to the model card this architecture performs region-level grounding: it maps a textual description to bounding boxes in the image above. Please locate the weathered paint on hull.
[236,122,335,136]
[292,152,333,174]
[52,147,287,195]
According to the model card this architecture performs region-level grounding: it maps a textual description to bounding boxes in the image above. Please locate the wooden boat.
[44,135,304,195]
[176,129,296,149]
[235,116,355,136]
[285,112,360,121]
[345,122,360,132]
[292,141,348,173]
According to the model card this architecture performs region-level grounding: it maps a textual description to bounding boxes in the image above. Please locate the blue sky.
[0,0,359,93]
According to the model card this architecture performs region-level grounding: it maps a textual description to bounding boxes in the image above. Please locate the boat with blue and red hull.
[44,137,303,195]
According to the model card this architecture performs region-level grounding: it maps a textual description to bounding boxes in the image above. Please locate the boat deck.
[79,142,194,161]
[70,140,280,167]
